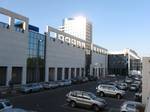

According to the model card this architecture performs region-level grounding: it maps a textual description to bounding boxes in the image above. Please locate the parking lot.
[7,76,137,112]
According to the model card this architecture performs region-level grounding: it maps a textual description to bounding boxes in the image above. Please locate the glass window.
[71,92,77,97]
[127,104,135,109]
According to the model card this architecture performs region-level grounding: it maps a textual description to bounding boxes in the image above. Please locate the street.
[8,80,135,112]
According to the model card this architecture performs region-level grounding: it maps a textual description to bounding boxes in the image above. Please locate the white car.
[120,101,144,112]
[0,99,13,111]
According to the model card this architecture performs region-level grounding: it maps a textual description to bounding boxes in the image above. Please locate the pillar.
[45,67,49,82]
[6,66,12,86]
[54,68,57,81]
[21,66,26,85]
[74,68,77,78]
[68,68,71,80]
[8,17,14,31]
[79,68,82,77]
[62,68,65,80]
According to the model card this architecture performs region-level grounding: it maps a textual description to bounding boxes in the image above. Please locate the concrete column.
[62,68,65,80]
[21,66,26,85]
[74,68,77,78]
[83,68,85,77]
[45,67,49,82]
[97,68,100,79]
[68,68,71,80]
[79,68,82,77]
[96,68,98,77]
[8,17,14,31]
[90,65,93,76]
[6,66,12,86]
[54,68,57,81]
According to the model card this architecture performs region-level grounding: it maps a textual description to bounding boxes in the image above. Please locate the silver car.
[42,82,59,89]
[66,91,107,112]
[20,83,43,93]
[96,84,125,99]
[120,101,144,112]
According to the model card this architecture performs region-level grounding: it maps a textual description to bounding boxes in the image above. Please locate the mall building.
[108,49,142,76]
[0,8,108,86]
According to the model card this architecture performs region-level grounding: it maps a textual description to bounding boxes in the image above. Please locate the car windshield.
[88,93,97,99]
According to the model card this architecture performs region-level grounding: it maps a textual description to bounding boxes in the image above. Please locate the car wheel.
[116,94,121,99]
[70,101,76,108]
[99,92,104,97]
[93,105,100,112]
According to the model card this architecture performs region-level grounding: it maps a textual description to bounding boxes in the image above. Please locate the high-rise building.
[62,16,92,44]
[61,16,93,75]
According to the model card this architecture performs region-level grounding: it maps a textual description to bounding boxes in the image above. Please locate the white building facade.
[0,8,28,86]
[62,16,92,43]
[0,8,108,86]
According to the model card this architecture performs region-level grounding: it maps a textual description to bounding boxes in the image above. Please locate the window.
[127,104,135,109]
[71,92,77,97]
[83,93,91,100]
[82,95,91,100]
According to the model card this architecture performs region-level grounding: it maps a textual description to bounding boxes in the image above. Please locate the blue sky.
[0,0,150,56]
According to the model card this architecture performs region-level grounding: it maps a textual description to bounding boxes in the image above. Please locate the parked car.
[132,75,142,81]
[82,77,89,83]
[20,83,43,93]
[0,99,13,111]
[133,81,142,88]
[57,80,72,86]
[49,81,60,88]
[96,84,125,99]
[71,77,82,84]
[66,91,107,111]
[42,82,59,89]
[125,78,133,84]
[62,80,72,86]
[117,82,128,90]
[135,92,142,102]
[120,101,144,112]
[57,80,65,86]
[87,75,97,81]
[129,84,138,91]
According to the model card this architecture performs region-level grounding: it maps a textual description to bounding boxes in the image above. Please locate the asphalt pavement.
[7,79,135,112]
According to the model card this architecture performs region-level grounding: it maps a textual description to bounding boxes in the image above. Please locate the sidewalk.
[0,85,21,98]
